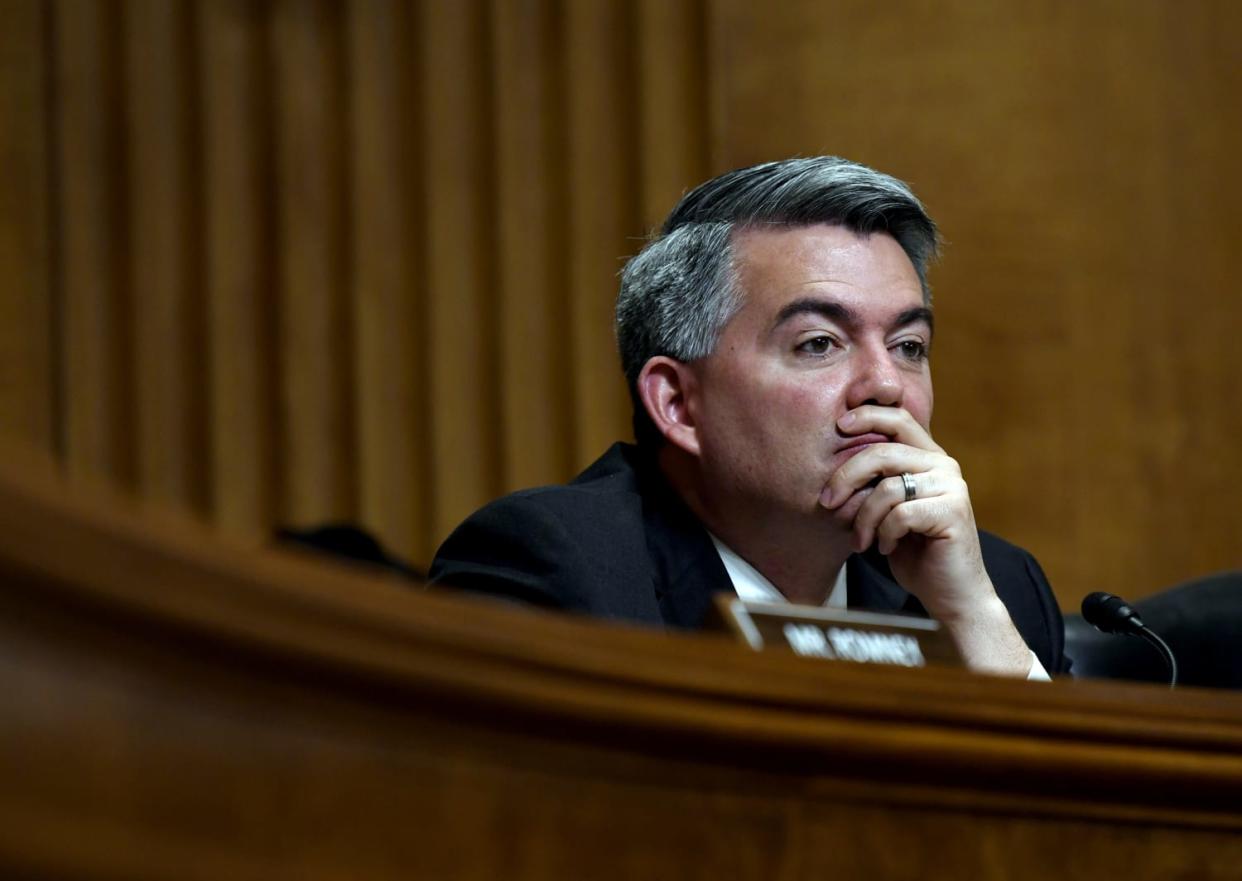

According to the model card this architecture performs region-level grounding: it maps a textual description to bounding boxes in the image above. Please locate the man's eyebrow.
[895,306,935,336]
[771,298,856,331]
[770,299,935,335]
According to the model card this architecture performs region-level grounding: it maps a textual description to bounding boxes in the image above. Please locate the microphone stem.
[1137,627,1178,688]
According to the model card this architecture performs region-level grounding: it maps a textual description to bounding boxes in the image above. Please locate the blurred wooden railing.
[2,443,1242,880]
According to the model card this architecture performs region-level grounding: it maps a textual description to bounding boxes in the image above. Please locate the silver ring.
[901,472,917,502]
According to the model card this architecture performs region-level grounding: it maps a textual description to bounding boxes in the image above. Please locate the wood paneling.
[1,0,1236,599]
[199,0,277,537]
[564,0,639,467]
[0,0,53,449]
[271,0,354,524]
[491,0,572,493]
[54,0,133,486]
[635,0,710,229]
[124,0,206,510]
[419,0,500,539]
[347,0,428,558]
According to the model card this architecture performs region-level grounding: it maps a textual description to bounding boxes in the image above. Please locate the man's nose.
[845,345,903,409]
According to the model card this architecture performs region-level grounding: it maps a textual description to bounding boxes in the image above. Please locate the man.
[431,157,1066,678]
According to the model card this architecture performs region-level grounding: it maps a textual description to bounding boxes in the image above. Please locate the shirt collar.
[709,533,847,608]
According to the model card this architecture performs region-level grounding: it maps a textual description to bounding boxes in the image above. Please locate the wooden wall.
[0,0,709,563]
[1,0,1238,607]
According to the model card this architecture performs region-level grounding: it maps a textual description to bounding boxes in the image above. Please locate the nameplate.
[712,595,962,669]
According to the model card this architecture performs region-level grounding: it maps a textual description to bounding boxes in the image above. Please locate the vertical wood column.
[123,0,206,511]
[199,0,277,538]
[491,0,572,492]
[636,0,710,230]
[271,0,354,525]
[0,0,54,448]
[347,0,428,560]
[563,0,638,466]
[420,0,499,540]
[54,0,133,486]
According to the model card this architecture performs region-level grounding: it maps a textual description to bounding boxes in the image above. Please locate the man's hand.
[818,405,1033,676]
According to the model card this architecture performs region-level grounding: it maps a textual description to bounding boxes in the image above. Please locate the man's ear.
[637,356,702,457]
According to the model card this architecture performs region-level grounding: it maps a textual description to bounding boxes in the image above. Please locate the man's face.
[685,223,934,525]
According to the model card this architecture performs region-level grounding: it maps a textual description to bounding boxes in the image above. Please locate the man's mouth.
[835,433,890,457]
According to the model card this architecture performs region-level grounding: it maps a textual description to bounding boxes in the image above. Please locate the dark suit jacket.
[430,443,1067,673]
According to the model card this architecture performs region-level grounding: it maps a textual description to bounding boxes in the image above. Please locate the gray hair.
[615,156,940,446]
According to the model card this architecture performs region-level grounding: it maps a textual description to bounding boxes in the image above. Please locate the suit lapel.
[629,451,734,629]
[645,495,733,629]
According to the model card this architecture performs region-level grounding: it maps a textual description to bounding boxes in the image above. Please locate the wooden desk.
[2,450,1241,880]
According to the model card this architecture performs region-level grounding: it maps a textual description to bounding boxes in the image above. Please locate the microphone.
[1081,591,1178,688]
[1080,591,1145,635]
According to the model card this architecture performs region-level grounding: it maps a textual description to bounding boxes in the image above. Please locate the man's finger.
[838,405,943,454]
[820,444,943,508]
[851,471,949,551]
[874,497,961,555]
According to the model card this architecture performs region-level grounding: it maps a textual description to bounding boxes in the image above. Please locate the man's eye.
[896,340,929,360]
[796,336,836,355]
